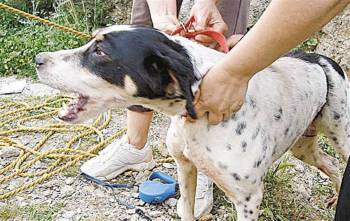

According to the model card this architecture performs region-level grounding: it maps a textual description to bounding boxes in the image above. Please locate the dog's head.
[36,25,198,123]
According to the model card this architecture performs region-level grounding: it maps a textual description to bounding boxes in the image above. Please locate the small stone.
[154,141,169,157]
[126,209,135,214]
[94,188,105,198]
[149,210,162,217]
[216,208,225,216]
[61,185,75,198]
[43,189,51,197]
[0,147,20,158]
[130,214,139,221]
[63,210,76,219]
[125,171,133,176]
[162,163,174,169]
[165,198,177,207]
[65,177,75,185]
[8,178,24,190]
[135,172,148,182]
[83,185,96,193]
[131,192,139,198]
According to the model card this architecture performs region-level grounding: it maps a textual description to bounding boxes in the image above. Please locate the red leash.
[170,16,229,53]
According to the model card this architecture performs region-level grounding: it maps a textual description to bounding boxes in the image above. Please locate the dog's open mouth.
[58,94,89,122]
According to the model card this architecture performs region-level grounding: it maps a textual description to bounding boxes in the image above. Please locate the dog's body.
[36,26,349,220]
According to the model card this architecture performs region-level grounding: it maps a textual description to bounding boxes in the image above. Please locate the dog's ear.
[143,39,197,119]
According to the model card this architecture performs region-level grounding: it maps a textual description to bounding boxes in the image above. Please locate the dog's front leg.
[166,122,197,221]
[175,156,197,220]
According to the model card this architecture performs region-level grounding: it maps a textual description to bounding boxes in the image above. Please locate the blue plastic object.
[139,171,177,204]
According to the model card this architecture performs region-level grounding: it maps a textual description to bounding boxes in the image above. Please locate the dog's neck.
[137,36,225,117]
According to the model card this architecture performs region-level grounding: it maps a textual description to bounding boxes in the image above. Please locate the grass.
[62,164,80,177]
[0,202,65,221]
[0,0,116,79]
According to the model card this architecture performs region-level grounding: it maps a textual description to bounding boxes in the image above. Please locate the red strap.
[170,16,229,53]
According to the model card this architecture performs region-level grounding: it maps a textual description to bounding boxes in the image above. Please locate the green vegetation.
[0,202,65,221]
[0,0,115,78]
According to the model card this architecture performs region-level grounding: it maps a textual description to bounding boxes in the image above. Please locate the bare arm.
[223,0,350,80]
[194,0,350,124]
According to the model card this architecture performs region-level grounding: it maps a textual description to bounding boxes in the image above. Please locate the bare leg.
[126,110,153,149]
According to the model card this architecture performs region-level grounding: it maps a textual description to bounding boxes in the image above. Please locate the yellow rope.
[0,3,91,40]
[0,96,173,200]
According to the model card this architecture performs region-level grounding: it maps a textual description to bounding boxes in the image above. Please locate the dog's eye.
[94,47,106,56]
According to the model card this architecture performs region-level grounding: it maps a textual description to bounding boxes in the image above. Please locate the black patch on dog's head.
[81,27,198,118]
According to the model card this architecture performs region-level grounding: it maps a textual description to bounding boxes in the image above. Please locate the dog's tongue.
[58,95,88,122]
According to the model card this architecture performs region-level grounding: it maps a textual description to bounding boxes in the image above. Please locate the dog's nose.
[35,53,48,67]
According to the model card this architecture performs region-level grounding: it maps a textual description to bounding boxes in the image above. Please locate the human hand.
[190,63,250,125]
[152,15,181,34]
[190,0,228,45]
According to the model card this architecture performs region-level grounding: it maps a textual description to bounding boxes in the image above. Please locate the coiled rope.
[0,96,173,200]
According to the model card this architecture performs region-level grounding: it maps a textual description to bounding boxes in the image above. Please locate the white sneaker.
[177,172,214,219]
[80,135,156,180]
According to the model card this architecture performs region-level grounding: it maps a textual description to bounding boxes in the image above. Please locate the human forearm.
[222,0,350,80]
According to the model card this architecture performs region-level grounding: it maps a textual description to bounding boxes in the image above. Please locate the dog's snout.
[35,53,49,67]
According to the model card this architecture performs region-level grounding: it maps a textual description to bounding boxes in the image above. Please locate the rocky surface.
[316,5,350,72]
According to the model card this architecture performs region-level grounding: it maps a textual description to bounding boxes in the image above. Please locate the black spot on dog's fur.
[231,173,241,181]
[248,96,257,109]
[236,122,247,135]
[334,111,341,120]
[218,162,228,170]
[207,124,211,131]
[206,146,212,152]
[254,160,262,168]
[231,113,238,121]
[252,125,261,140]
[81,27,198,118]
[242,141,247,152]
[226,144,232,151]
[284,128,289,136]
